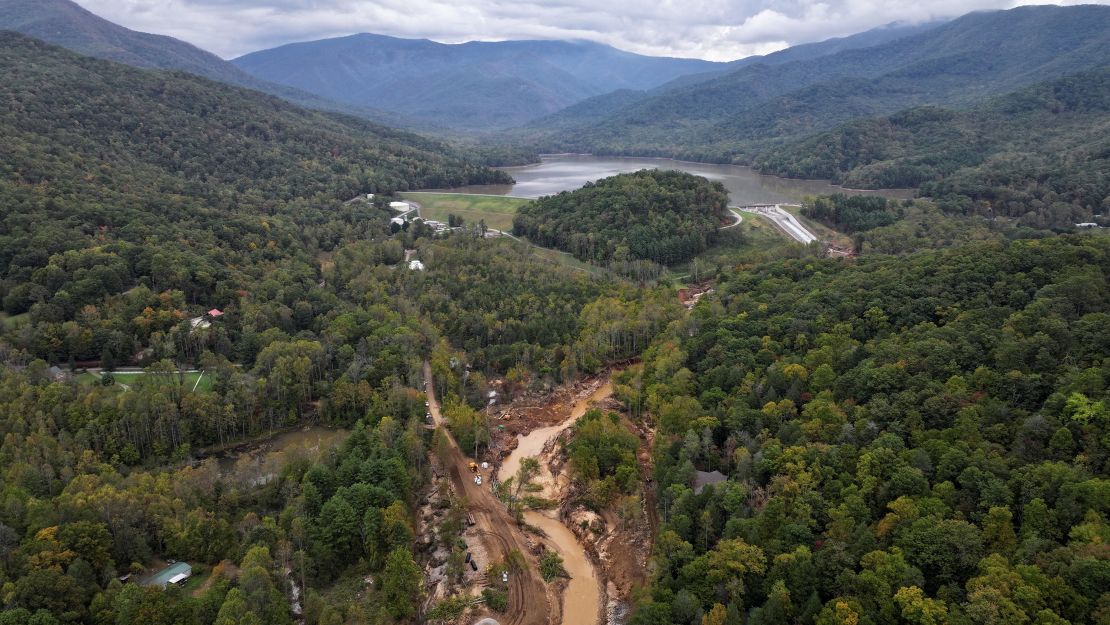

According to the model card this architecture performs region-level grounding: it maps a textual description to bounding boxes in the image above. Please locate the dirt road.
[424,363,550,625]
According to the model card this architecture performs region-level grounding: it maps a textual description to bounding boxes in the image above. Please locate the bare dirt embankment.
[494,373,655,625]
[496,379,612,625]
[423,362,551,625]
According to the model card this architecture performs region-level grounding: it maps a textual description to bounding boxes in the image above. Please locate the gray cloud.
[73,0,1105,61]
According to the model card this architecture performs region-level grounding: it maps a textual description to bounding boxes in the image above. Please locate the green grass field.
[400,192,531,232]
[0,312,29,330]
[75,370,213,392]
[668,210,798,286]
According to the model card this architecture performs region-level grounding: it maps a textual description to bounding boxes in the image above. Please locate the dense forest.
[512,170,730,266]
[3,9,1110,625]
[755,69,1110,228]
[0,33,679,625]
[617,235,1110,625]
[0,32,506,322]
[800,195,903,235]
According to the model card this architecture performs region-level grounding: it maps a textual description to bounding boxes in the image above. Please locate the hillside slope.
[0,0,424,128]
[512,170,730,266]
[753,68,1110,226]
[531,5,1110,161]
[233,34,722,130]
[521,20,947,133]
[0,32,506,315]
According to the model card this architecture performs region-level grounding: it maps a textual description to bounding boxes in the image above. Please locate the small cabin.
[693,470,726,495]
[142,561,192,588]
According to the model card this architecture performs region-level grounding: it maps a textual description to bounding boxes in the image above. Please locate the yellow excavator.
[468,461,479,474]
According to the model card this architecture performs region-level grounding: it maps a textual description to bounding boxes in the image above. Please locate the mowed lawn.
[75,370,213,392]
[400,192,531,231]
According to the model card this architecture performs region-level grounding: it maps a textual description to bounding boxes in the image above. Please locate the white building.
[408,260,426,271]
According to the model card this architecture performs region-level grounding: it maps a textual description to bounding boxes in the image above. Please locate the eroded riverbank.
[497,380,614,625]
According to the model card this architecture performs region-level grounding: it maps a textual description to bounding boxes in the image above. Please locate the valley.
[0,4,1108,625]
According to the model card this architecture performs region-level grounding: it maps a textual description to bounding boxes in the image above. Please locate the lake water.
[440,154,914,205]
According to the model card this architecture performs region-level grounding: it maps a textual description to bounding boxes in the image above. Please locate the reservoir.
[439,154,914,205]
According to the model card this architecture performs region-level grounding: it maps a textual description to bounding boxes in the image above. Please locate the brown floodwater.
[497,380,614,625]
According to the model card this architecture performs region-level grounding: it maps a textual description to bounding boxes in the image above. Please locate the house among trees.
[46,365,70,382]
[142,561,192,588]
[693,470,726,495]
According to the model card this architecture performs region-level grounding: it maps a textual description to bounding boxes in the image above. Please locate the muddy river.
[434,154,914,205]
[498,380,613,625]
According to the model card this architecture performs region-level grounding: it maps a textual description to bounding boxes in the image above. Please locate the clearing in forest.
[401,192,530,231]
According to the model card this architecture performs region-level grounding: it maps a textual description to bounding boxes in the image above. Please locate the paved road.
[720,208,744,230]
[744,205,818,244]
[424,363,549,625]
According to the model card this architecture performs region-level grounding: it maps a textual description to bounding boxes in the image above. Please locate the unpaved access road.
[424,362,550,625]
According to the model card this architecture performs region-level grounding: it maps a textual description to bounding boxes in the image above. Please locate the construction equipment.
[468,461,479,474]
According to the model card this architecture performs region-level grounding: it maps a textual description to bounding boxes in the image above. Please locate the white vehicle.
[474,475,483,485]
[501,571,509,583]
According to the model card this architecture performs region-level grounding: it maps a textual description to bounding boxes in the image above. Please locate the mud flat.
[499,380,613,486]
[497,380,613,625]
[526,510,601,625]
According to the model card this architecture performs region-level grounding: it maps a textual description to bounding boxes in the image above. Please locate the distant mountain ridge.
[753,67,1110,227]
[0,0,248,82]
[522,5,1110,162]
[523,19,948,132]
[0,0,426,129]
[232,34,724,130]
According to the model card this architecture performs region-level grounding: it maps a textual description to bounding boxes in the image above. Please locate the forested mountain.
[0,0,421,128]
[0,30,682,625]
[512,170,730,266]
[0,32,505,325]
[522,19,947,133]
[232,35,722,130]
[755,68,1110,227]
[523,5,1110,162]
[625,235,1110,625]
[0,0,248,83]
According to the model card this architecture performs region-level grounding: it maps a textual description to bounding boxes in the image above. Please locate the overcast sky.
[72,0,1103,61]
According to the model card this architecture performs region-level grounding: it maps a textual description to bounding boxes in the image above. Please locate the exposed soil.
[493,374,660,625]
[423,362,551,625]
[561,414,656,625]
[486,373,612,465]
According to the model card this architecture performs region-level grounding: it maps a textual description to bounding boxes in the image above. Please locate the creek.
[497,380,614,625]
